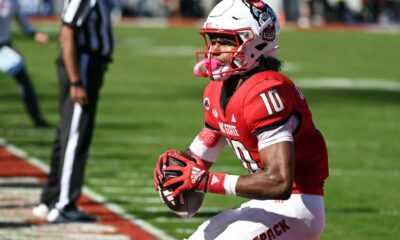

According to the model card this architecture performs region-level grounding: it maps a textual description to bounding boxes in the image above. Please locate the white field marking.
[146,206,400,217]
[0,138,176,240]
[176,228,196,234]
[135,18,170,28]
[0,176,40,183]
[86,171,143,179]
[282,62,300,72]
[364,25,400,35]
[330,168,400,177]
[154,217,207,223]
[144,206,223,213]
[93,136,190,144]
[117,17,171,28]
[328,209,400,217]
[116,196,162,204]
[101,186,156,194]
[83,136,164,144]
[327,140,399,149]
[114,18,400,34]
[120,36,155,46]
[296,78,400,92]
[131,46,197,57]
[378,210,400,217]
[83,188,175,240]
[88,178,154,186]
[118,171,150,178]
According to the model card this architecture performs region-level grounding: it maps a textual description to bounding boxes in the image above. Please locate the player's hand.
[70,86,88,106]
[34,32,49,44]
[163,152,209,197]
[154,151,170,190]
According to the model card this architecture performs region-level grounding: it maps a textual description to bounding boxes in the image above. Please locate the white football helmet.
[193,0,280,81]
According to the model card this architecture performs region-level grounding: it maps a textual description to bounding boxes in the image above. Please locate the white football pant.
[188,194,325,240]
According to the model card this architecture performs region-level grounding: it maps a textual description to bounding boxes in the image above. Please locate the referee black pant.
[40,53,106,211]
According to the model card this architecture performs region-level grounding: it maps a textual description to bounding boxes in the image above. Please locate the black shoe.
[47,208,97,223]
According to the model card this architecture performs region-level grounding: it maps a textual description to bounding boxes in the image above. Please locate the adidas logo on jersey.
[231,114,236,123]
[210,175,220,185]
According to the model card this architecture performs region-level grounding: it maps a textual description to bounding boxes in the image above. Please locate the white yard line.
[296,78,400,92]
[153,217,207,223]
[0,138,176,240]
[330,168,400,177]
[144,206,223,213]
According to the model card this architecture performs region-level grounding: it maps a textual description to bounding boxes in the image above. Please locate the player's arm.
[187,119,296,200]
[234,81,297,199]
[14,1,48,44]
[236,140,294,200]
[60,0,91,106]
[14,1,35,37]
[188,125,227,169]
[198,118,296,200]
[59,25,87,106]
[59,25,79,83]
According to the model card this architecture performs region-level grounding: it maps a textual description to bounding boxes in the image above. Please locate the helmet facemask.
[194,29,255,81]
[193,0,280,81]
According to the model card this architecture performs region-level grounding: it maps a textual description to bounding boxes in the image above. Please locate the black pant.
[14,68,45,125]
[1,43,45,125]
[40,53,106,211]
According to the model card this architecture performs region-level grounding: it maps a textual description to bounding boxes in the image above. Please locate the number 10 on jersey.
[259,89,284,116]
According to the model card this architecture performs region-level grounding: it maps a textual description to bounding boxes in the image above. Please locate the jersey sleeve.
[202,84,220,131]
[14,0,35,37]
[204,110,219,131]
[61,0,92,28]
[189,127,227,162]
[243,80,295,136]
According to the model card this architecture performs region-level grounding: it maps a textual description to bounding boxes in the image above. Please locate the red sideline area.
[0,146,159,240]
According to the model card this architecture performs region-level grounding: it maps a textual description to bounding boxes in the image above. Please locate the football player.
[155,0,329,239]
[0,0,49,127]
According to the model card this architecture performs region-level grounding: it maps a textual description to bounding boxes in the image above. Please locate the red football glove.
[154,151,170,191]
[162,151,209,197]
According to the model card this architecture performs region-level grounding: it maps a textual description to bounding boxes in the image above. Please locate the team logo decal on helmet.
[263,22,276,42]
[242,0,277,42]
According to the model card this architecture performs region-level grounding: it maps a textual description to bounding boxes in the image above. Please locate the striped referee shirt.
[61,0,114,60]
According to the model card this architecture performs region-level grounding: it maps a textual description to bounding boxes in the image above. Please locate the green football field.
[1,22,400,239]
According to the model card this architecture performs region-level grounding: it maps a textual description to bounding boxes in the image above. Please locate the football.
[158,151,205,218]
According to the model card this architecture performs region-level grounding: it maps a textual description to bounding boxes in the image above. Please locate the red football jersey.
[203,70,329,195]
